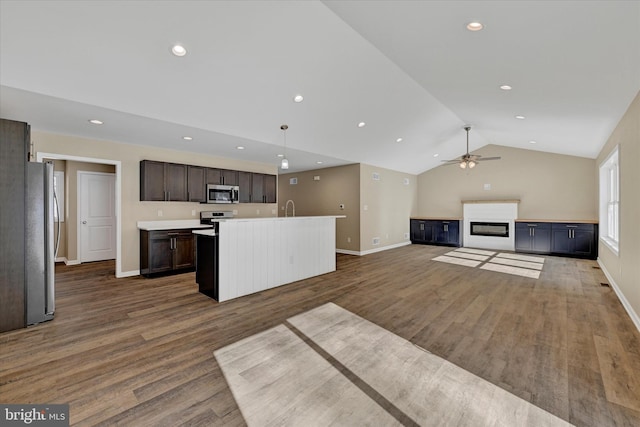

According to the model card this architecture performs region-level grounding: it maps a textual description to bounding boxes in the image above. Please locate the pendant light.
[280,124,289,170]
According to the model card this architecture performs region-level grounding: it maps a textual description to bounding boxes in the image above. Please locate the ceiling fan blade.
[476,156,501,161]
[441,159,462,163]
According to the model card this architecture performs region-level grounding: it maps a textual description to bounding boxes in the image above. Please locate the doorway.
[37,152,124,278]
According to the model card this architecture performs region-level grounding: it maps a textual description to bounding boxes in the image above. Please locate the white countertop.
[193,229,217,236]
[209,215,346,223]
[137,219,213,231]
[138,216,345,230]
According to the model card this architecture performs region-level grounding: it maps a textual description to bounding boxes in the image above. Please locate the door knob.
[82,221,87,224]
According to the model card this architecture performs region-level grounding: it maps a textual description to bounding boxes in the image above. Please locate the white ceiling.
[1,1,638,175]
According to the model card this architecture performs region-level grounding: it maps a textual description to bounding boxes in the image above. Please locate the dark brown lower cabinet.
[140,229,196,276]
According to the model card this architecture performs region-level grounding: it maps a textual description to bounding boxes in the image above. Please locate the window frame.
[599,146,619,255]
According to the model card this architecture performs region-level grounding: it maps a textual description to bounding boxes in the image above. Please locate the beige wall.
[359,164,418,253]
[596,91,640,326]
[278,163,418,253]
[417,145,597,220]
[32,131,278,273]
[278,164,361,252]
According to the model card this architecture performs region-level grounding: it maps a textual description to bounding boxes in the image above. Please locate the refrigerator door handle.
[54,191,61,258]
[45,162,55,316]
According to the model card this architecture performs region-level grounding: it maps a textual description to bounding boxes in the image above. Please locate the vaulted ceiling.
[1,1,638,174]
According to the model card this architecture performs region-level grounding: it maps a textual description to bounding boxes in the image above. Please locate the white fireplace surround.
[463,201,519,251]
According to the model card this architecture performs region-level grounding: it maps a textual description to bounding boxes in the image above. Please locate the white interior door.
[79,172,116,262]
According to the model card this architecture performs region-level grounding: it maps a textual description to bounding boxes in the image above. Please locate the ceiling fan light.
[468,160,476,168]
[281,158,289,170]
[459,161,467,169]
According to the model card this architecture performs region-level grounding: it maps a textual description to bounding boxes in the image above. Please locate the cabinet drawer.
[551,223,595,231]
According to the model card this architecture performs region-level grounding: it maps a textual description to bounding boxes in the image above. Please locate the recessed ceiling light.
[529,140,537,144]
[500,85,512,91]
[88,119,103,125]
[358,122,366,128]
[293,94,304,103]
[515,115,526,120]
[396,138,403,143]
[466,22,484,31]
[433,154,439,158]
[276,154,284,158]
[316,161,323,164]
[171,44,187,57]
[182,136,193,141]
[236,146,245,150]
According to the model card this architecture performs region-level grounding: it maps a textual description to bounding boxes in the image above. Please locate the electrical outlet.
[256,209,260,215]
[233,210,238,215]
[191,209,196,216]
[363,204,368,211]
[347,237,351,243]
[372,237,380,245]
[404,232,409,239]
[157,210,163,217]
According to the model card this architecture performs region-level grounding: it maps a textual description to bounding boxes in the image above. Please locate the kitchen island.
[194,216,345,302]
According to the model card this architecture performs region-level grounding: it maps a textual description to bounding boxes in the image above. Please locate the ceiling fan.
[442,126,501,169]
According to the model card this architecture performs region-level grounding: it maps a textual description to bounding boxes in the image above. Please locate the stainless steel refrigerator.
[25,161,57,324]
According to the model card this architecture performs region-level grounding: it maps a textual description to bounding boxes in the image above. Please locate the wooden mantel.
[461,199,520,204]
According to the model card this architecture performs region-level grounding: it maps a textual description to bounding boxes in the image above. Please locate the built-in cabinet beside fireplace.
[515,220,598,259]
[410,218,461,247]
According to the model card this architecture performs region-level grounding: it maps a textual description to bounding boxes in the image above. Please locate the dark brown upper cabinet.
[187,165,206,202]
[140,160,187,201]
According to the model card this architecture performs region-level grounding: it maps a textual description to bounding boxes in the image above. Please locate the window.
[599,147,619,254]
[53,170,65,222]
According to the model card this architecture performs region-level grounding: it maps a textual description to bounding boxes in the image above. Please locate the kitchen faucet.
[285,199,295,217]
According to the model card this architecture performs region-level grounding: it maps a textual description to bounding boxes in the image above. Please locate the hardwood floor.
[1,245,639,426]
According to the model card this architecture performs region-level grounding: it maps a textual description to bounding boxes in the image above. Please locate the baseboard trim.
[598,258,640,334]
[117,269,140,278]
[336,249,360,256]
[336,241,411,257]
[55,256,67,263]
[64,259,81,266]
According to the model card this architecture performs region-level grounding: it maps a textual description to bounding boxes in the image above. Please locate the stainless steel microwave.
[206,184,239,204]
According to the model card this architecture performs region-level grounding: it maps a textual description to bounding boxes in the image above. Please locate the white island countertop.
[137,219,213,231]
[205,215,346,223]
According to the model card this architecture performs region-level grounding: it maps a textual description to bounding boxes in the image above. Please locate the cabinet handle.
[444,224,448,232]
[167,191,171,201]
[532,228,535,237]
[420,224,424,231]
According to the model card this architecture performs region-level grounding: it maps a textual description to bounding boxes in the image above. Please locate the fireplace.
[470,221,509,238]
[462,200,519,250]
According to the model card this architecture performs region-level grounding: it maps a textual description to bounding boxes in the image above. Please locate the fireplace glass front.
[470,222,509,238]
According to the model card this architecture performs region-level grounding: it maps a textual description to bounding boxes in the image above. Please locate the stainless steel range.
[200,211,234,226]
